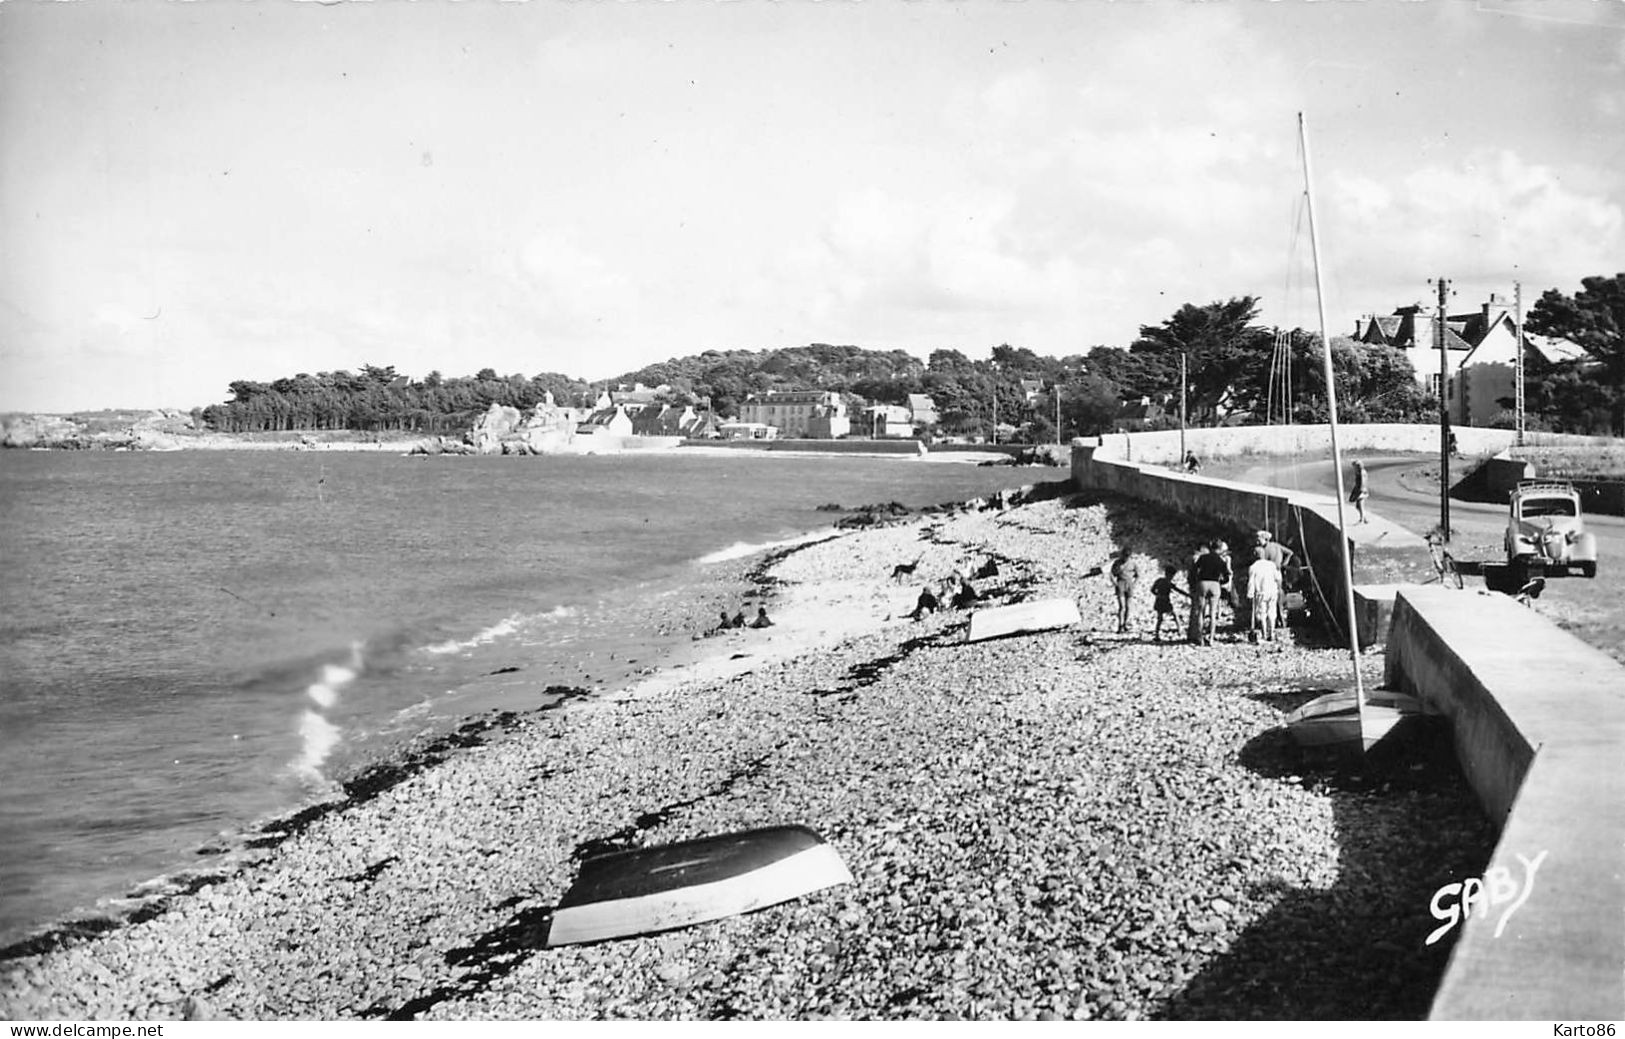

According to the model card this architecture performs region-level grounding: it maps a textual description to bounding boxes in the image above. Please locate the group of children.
[709,605,775,634]
[1110,529,1295,645]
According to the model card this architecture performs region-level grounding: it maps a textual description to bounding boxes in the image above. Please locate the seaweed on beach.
[338,856,400,885]
[569,750,778,861]
[0,915,124,963]
[835,501,914,530]
[361,902,559,1020]
[536,685,594,713]
[0,868,238,962]
[807,631,949,701]
[743,535,839,589]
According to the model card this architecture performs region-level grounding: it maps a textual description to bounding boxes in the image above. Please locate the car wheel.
[1579,561,1597,579]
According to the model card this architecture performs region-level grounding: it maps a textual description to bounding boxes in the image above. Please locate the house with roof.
[627,402,729,439]
[1453,328,1590,428]
[736,389,850,439]
[717,421,777,441]
[1356,294,1588,426]
[576,405,633,438]
[1114,396,1169,432]
[1018,380,1046,407]
[1354,303,1475,400]
[609,382,670,409]
[865,404,915,438]
[907,394,939,429]
[685,410,723,439]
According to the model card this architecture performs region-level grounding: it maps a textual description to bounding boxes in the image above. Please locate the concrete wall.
[1096,423,1616,467]
[1383,587,1625,1020]
[1573,478,1625,516]
[1481,452,1624,516]
[1070,441,1433,647]
[928,443,1032,458]
[683,438,925,456]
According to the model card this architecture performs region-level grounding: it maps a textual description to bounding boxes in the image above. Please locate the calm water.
[0,448,1049,946]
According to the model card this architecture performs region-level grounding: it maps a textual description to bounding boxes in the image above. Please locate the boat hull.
[966,598,1082,643]
[1284,689,1423,751]
[546,825,853,947]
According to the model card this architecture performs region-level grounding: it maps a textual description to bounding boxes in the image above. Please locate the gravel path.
[0,489,1496,1021]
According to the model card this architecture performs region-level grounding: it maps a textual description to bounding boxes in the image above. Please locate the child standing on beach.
[1110,547,1141,634]
[1150,564,1188,642]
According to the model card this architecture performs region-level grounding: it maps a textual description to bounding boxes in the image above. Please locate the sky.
[2,0,1623,413]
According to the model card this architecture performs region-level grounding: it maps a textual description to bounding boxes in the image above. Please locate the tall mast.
[1437,277,1452,538]
[1514,281,1525,448]
[1298,112,1366,712]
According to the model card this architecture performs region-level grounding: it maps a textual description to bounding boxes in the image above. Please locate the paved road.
[1229,453,1624,663]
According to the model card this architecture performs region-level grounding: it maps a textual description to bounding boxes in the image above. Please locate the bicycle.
[1426,529,1463,589]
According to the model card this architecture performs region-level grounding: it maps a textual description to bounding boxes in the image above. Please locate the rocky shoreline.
[0,489,1496,1021]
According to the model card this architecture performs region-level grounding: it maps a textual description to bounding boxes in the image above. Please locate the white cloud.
[505,234,636,336]
[1328,150,1624,287]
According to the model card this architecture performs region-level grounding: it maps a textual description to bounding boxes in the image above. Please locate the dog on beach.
[890,558,921,581]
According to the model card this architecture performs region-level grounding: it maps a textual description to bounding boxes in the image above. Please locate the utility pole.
[1179,352,1187,464]
[1054,385,1062,449]
[1514,280,1525,448]
[1436,277,1452,540]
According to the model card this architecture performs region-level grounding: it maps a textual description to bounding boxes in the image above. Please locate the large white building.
[735,390,850,439]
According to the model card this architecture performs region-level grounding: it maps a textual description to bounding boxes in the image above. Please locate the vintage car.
[1505,480,1598,579]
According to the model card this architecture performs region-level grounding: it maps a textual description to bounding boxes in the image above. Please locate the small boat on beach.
[1284,687,1423,751]
[965,598,1082,643]
[546,825,853,947]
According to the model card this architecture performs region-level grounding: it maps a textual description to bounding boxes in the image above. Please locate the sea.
[0,447,1052,948]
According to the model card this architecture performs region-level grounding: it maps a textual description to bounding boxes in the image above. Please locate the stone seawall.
[682,438,926,456]
[1099,424,1615,468]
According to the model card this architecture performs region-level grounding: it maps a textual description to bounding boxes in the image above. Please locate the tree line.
[200,274,1624,438]
[200,366,595,434]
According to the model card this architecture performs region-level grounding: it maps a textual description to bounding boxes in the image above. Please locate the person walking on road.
[1350,460,1370,524]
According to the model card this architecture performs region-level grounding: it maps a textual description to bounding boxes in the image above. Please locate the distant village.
[558,385,945,443]
[564,291,1592,444]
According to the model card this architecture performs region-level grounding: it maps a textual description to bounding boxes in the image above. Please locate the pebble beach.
[0,485,1497,1021]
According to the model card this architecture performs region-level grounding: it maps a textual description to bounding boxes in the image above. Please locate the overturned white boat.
[546,825,853,947]
[965,598,1082,643]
